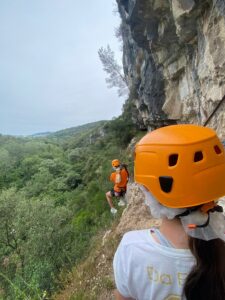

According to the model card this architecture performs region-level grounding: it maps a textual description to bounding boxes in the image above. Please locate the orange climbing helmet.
[134,124,225,208]
[112,159,120,168]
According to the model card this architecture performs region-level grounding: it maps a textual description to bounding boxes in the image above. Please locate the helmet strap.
[188,213,210,229]
[175,207,198,218]
[176,204,223,229]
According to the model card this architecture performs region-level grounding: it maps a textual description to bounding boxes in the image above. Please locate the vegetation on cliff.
[0,115,139,299]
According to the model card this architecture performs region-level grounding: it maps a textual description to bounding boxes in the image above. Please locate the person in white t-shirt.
[113,124,225,300]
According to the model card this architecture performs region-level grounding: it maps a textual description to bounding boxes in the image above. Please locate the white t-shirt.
[113,229,195,300]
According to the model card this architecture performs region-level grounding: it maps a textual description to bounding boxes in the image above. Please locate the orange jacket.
[110,167,129,193]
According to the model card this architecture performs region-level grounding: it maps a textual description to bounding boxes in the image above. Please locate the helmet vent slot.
[214,145,222,154]
[194,151,203,162]
[169,154,178,166]
[159,176,173,193]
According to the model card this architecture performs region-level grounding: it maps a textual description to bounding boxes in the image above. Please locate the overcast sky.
[0,0,124,135]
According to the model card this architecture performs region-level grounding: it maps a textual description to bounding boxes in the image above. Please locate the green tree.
[98,45,128,97]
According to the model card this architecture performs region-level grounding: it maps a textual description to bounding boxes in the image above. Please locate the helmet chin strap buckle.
[188,213,210,229]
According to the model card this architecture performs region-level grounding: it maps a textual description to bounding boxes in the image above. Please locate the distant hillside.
[30,131,52,137]
[28,121,107,139]
[49,120,107,139]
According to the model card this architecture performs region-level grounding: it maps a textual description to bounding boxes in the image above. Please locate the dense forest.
[0,113,140,299]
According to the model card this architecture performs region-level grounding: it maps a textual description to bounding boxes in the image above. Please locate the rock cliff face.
[117,0,225,138]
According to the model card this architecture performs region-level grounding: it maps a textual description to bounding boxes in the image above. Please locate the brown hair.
[184,237,225,300]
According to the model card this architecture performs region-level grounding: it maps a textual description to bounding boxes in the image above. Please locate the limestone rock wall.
[117,0,225,139]
[116,183,161,236]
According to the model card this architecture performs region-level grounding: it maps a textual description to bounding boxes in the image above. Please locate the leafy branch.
[98,45,128,97]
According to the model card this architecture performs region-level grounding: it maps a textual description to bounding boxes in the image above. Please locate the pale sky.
[0,0,124,135]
